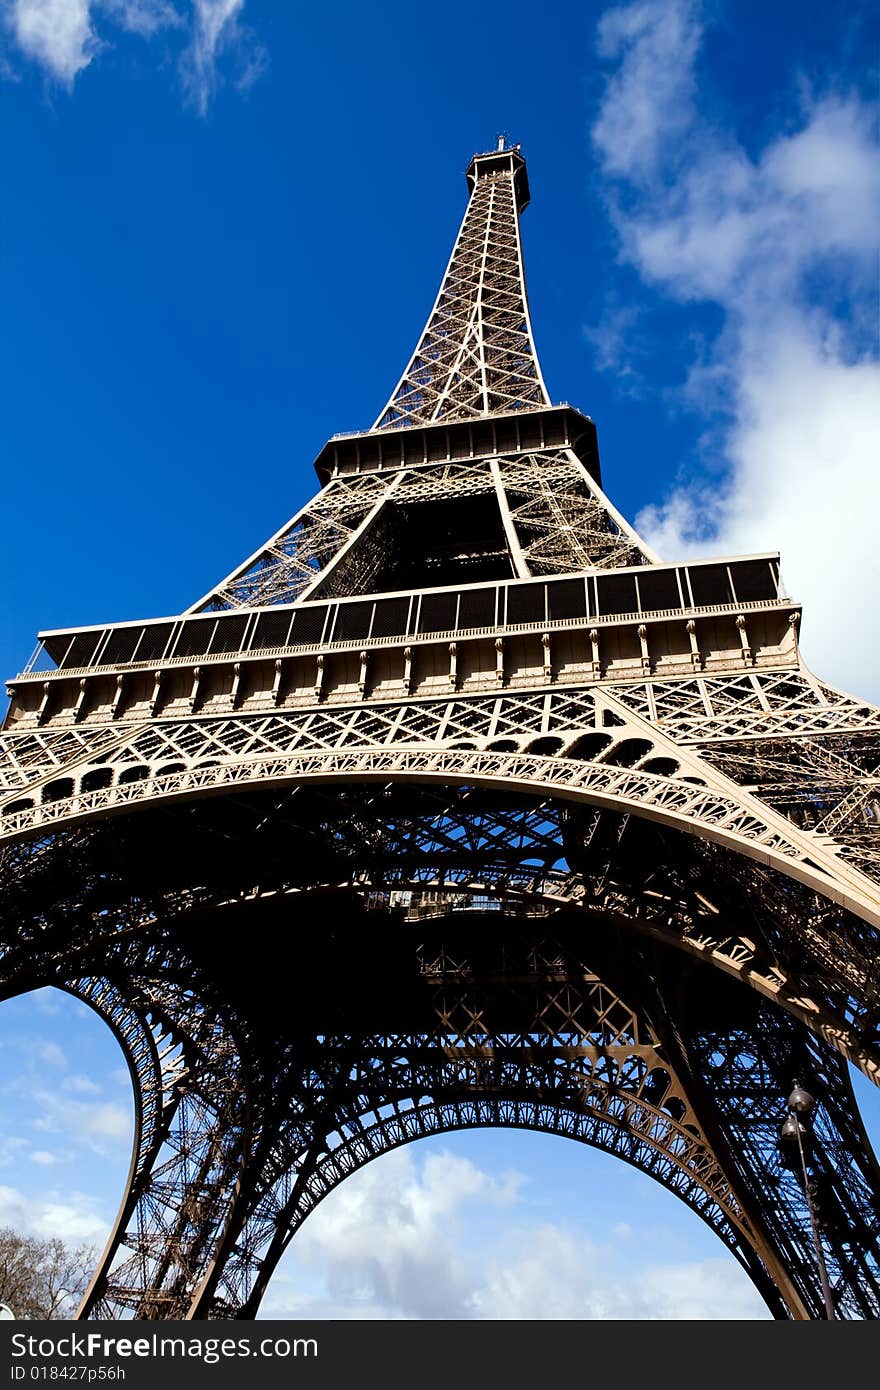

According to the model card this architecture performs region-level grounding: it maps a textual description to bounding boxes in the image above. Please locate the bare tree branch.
[0,1228,96,1319]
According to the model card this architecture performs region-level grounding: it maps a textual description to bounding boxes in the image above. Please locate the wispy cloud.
[593,0,700,181]
[101,0,182,39]
[1,1034,133,1154]
[35,1040,67,1068]
[0,1137,29,1168]
[0,1182,108,1243]
[471,1223,766,1319]
[62,1073,103,1096]
[29,989,63,1017]
[32,1087,132,1148]
[180,0,266,116]
[1,0,265,111]
[590,0,880,699]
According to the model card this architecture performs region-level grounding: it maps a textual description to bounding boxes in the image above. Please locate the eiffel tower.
[2,140,880,1321]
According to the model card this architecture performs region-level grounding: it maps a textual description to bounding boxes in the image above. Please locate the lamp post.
[778,1081,837,1320]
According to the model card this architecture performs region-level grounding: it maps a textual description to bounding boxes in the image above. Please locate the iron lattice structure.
[2,141,880,1320]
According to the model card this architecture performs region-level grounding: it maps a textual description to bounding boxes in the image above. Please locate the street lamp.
[778,1080,837,1320]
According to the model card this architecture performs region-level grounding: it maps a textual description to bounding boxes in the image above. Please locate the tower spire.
[373,142,550,430]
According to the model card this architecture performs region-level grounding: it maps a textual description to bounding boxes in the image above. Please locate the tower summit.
[375,140,540,431]
[2,146,880,1320]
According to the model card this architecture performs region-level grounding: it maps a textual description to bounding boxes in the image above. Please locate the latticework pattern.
[2,142,879,1321]
[374,157,549,429]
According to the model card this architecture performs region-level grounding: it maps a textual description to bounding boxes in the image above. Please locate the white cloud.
[35,1040,67,1069]
[639,330,880,696]
[593,0,699,181]
[264,1145,767,1320]
[32,1087,132,1150]
[62,1073,103,1095]
[82,1101,131,1141]
[2,0,263,111]
[5,0,98,86]
[471,1223,766,1319]
[0,1137,28,1168]
[0,1182,107,1243]
[179,0,265,115]
[591,1,880,700]
[30,989,62,1017]
[583,301,642,380]
[265,1148,523,1320]
[99,0,180,38]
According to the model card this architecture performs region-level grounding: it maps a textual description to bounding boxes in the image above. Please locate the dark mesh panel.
[548,579,586,621]
[371,597,410,639]
[173,620,215,659]
[334,603,373,642]
[289,606,328,645]
[252,609,294,650]
[729,560,777,603]
[457,588,496,629]
[636,569,681,613]
[596,573,638,616]
[136,623,175,663]
[96,628,142,666]
[506,583,546,625]
[210,615,249,654]
[688,565,733,606]
[418,592,458,633]
[62,632,104,669]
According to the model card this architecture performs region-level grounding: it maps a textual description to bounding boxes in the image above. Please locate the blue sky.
[0,0,878,1319]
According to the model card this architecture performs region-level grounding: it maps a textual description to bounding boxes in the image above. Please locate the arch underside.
[4,675,879,918]
[2,778,880,1320]
[5,741,878,922]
